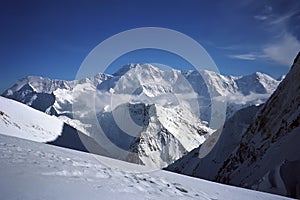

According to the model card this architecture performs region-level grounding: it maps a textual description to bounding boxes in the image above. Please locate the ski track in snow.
[0,134,290,200]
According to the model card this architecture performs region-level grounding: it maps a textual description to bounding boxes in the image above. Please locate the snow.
[0,134,291,200]
[0,96,63,142]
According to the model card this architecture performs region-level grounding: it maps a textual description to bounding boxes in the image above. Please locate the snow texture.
[0,134,291,200]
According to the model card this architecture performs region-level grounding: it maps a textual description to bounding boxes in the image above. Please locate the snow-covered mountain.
[0,133,291,200]
[167,53,300,199]
[3,63,280,122]
[1,63,281,168]
[3,74,111,117]
[182,69,279,120]
[97,102,212,168]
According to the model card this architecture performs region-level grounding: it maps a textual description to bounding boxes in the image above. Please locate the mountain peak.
[292,51,300,69]
[253,71,264,77]
[244,71,273,80]
[113,63,160,76]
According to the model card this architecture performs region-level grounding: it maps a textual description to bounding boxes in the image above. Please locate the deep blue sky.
[1,0,300,92]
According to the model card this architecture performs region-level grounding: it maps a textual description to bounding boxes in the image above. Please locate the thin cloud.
[228,54,258,61]
[270,10,299,25]
[253,5,272,21]
[254,15,268,21]
[254,5,272,21]
[263,33,300,66]
[250,3,300,66]
[217,45,242,50]
[222,2,299,66]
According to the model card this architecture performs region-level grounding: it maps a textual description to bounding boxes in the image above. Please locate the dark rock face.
[3,83,56,113]
[215,52,300,198]
[280,160,300,198]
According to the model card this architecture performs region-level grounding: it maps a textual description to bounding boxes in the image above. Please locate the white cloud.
[250,4,300,66]
[254,15,268,20]
[263,33,300,66]
[228,54,258,60]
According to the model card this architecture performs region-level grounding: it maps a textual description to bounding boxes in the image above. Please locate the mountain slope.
[0,133,291,200]
[70,65,215,168]
[97,102,212,168]
[167,105,261,179]
[214,52,300,198]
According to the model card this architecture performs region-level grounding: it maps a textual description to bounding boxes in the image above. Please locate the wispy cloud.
[263,33,300,66]
[228,53,258,61]
[220,2,299,67]
[254,15,268,21]
[269,10,299,25]
[217,45,242,51]
[250,3,300,66]
[253,5,272,21]
[258,5,300,66]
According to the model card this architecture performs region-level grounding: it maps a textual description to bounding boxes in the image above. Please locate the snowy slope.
[0,96,63,142]
[0,133,291,200]
[214,53,300,198]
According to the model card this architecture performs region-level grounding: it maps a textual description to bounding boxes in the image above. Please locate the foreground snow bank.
[0,134,291,200]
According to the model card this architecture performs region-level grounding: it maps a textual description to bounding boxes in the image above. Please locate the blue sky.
[1,0,300,92]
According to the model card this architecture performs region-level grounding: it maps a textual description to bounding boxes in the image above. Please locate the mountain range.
[2,64,280,168]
